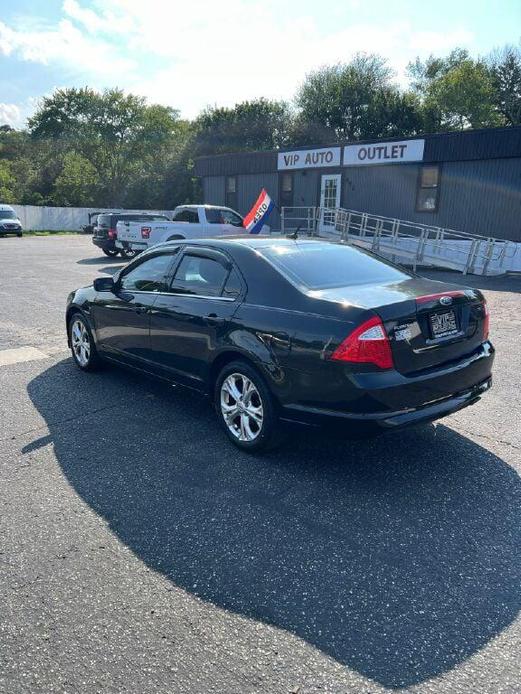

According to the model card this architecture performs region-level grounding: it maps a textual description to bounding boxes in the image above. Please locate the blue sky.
[1,0,520,127]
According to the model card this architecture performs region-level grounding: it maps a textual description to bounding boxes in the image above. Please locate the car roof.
[176,204,237,211]
[0,204,15,210]
[159,236,331,252]
[100,211,166,218]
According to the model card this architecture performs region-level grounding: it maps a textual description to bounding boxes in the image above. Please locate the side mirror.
[93,276,115,292]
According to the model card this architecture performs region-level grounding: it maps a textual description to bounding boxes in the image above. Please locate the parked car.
[92,212,171,258]
[115,204,268,254]
[80,212,103,234]
[0,204,23,237]
[66,238,493,451]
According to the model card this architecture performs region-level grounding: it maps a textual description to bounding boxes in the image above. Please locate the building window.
[416,165,440,212]
[225,176,238,210]
[279,172,294,208]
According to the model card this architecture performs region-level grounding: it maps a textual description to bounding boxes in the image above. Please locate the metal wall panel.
[202,159,521,241]
[424,127,521,163]
[195,150,277,177]
[195,126,521,177]
[203,176,226,206]
[342,159,521,241]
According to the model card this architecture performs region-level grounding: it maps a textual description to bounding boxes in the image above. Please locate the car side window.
[222,267,243,298]
[173,210,198,223]
[206,208,242,226]
[170,255,228,297]
[205,208,225,224]
[119,254,175,293]
[220,209,244,226]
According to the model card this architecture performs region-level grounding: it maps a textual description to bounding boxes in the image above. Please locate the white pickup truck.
[115,204,266,254]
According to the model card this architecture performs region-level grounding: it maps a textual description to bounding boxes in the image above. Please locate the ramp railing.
[279,206,518,276]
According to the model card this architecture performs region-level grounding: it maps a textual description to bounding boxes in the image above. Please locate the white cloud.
[0,103,22,127]
[62,0,108,33]
[0,17,135,77]
[1,1,475,120]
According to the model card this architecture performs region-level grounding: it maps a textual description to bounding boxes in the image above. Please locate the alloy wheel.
[220,372,264,442]
[71,319,91,367]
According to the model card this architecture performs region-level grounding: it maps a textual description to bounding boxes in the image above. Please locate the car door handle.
[134,306,149,315]
[205,313,225,325]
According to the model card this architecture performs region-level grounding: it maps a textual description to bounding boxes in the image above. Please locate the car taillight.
[331,315,394,370]
[482,300,490,340]
[107,228,117,239]
[141,226,151,239]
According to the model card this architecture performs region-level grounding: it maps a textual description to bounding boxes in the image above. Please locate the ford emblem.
[439,296,453,306]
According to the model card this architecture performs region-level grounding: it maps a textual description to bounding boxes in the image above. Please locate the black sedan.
[66,238,494,451]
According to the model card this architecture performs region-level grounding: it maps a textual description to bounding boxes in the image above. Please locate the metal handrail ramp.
[279,206,518,276]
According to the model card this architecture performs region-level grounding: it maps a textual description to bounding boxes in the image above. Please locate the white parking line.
[0,346,50,366]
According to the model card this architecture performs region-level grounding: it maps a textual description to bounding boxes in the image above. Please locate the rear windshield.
[259,242,410,290]
[0,210,17,219]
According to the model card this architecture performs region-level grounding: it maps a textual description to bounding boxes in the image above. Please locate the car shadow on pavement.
[76,257,126,266]
[96,265,125,276]
[27,359,520,689]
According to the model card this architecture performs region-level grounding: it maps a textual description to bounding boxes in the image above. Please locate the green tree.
[51,152,100,206]
[408,49,501,130]
[194,98,291,155]
[0,160,16,202]
[407,48,471,95]
[28,88,183,207]
[125,119,196,209]
[296,54,421,141]
[488,44,521,126]
[428,60,500,129]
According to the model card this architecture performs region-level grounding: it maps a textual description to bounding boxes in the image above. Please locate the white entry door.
[319,174,342,233]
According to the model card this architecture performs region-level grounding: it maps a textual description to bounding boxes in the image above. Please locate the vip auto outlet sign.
[277,140,425,170]
[278,147,341,170]
[344,139,425,166]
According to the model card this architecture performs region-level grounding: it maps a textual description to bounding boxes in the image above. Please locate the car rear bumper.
[92,236,115,251]
[115,240,147,250]
[280,342,494,430]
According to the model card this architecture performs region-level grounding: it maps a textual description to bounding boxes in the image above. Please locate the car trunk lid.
[310,278,487,375]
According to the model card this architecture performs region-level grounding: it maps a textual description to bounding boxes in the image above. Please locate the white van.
[0,204,22,237]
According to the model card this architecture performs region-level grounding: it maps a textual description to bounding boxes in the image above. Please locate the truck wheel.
[119,247,139,259]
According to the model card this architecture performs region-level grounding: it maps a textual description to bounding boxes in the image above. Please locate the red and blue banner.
[243,189,274,234]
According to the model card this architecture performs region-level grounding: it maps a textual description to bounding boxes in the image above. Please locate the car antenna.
[286,222,304,240]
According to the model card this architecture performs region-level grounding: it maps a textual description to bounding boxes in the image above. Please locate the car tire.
[103,248,119,257]
[214,360,282,452]
[17,233,22,238]
[68,313,102,372]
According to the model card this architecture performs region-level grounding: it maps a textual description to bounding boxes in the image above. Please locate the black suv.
[92,212,170,259]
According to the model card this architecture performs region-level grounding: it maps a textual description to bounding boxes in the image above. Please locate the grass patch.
[21,230,79,236]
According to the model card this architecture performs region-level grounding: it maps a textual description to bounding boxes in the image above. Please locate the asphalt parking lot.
[0,235,520,694]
